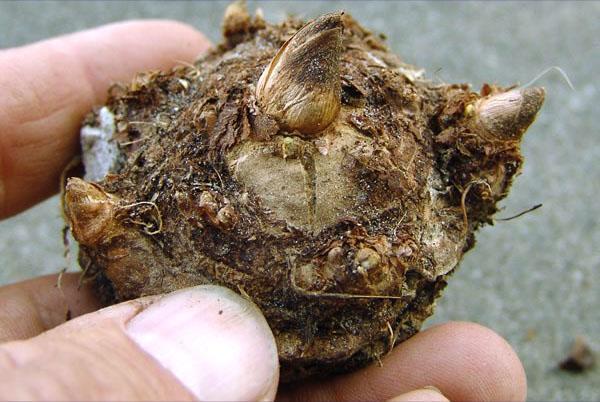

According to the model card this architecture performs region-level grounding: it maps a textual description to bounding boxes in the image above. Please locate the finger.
[0,272,101,342]
[279,321,527,402]
[0,20,211,219]
[388,387,449,402]
[0,285,279,401]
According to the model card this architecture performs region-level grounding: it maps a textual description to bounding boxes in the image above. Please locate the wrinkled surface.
[64,12,538,381]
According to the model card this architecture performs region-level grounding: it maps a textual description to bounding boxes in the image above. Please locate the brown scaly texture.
[63,6,544,382]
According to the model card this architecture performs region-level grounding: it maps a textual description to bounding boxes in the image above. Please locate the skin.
[0,21,527,401]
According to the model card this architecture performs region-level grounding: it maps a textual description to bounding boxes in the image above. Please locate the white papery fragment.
[80,107,119,182]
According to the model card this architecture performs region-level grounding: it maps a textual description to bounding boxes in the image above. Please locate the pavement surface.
[1,1,598,400]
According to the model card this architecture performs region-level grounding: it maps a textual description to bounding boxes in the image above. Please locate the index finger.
[0,20,211,219]
[279,322,527,402]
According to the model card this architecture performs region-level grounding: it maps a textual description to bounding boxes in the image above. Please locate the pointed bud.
[64,178,122,246]
[222,0,251,46]
[253,8,266,30]
[475,87,545,140]
[256,12,343,136]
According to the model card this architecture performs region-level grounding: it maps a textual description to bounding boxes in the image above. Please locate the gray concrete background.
[0,1,598,400]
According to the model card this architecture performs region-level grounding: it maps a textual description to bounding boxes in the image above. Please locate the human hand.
[0,21,526,401]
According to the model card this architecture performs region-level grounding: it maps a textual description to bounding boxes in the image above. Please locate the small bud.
[475,87,545,140]
[355,248,380,270]
[256,12,343,136]
[327,246,344,265]
[279,136,303,159]
[199,191,218,212]
[222,0,251,46]
[254,8,266,30]
[216,204,238,229]
[64,178,122,246]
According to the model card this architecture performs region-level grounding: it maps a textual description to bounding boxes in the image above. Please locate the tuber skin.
[63,3,544,382]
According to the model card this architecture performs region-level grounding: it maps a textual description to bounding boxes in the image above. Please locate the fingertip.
[280,320,527,402]
[125,285,279,401]
[24,285,279,400]
[104,19,212,62]
[64,19,213,90]
[426,321,527,402]
[0,19,213,218]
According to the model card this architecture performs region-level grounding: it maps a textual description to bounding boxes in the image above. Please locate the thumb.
[0,285,279,401]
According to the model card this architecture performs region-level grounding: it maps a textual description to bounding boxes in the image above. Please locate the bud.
[64,178,122,246]
[256,12,343,135]
[475,87,545,140]
[355,248,380,271]
[253,8,266,30]
[222,0,251,46]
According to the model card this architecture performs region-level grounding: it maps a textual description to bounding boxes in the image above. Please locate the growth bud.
[475,87,545,140]
[222,0,251,47]
[64,178,122,246]
[256,12,343,136]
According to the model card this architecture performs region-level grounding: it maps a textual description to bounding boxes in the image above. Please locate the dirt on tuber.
[63,2,545,382]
